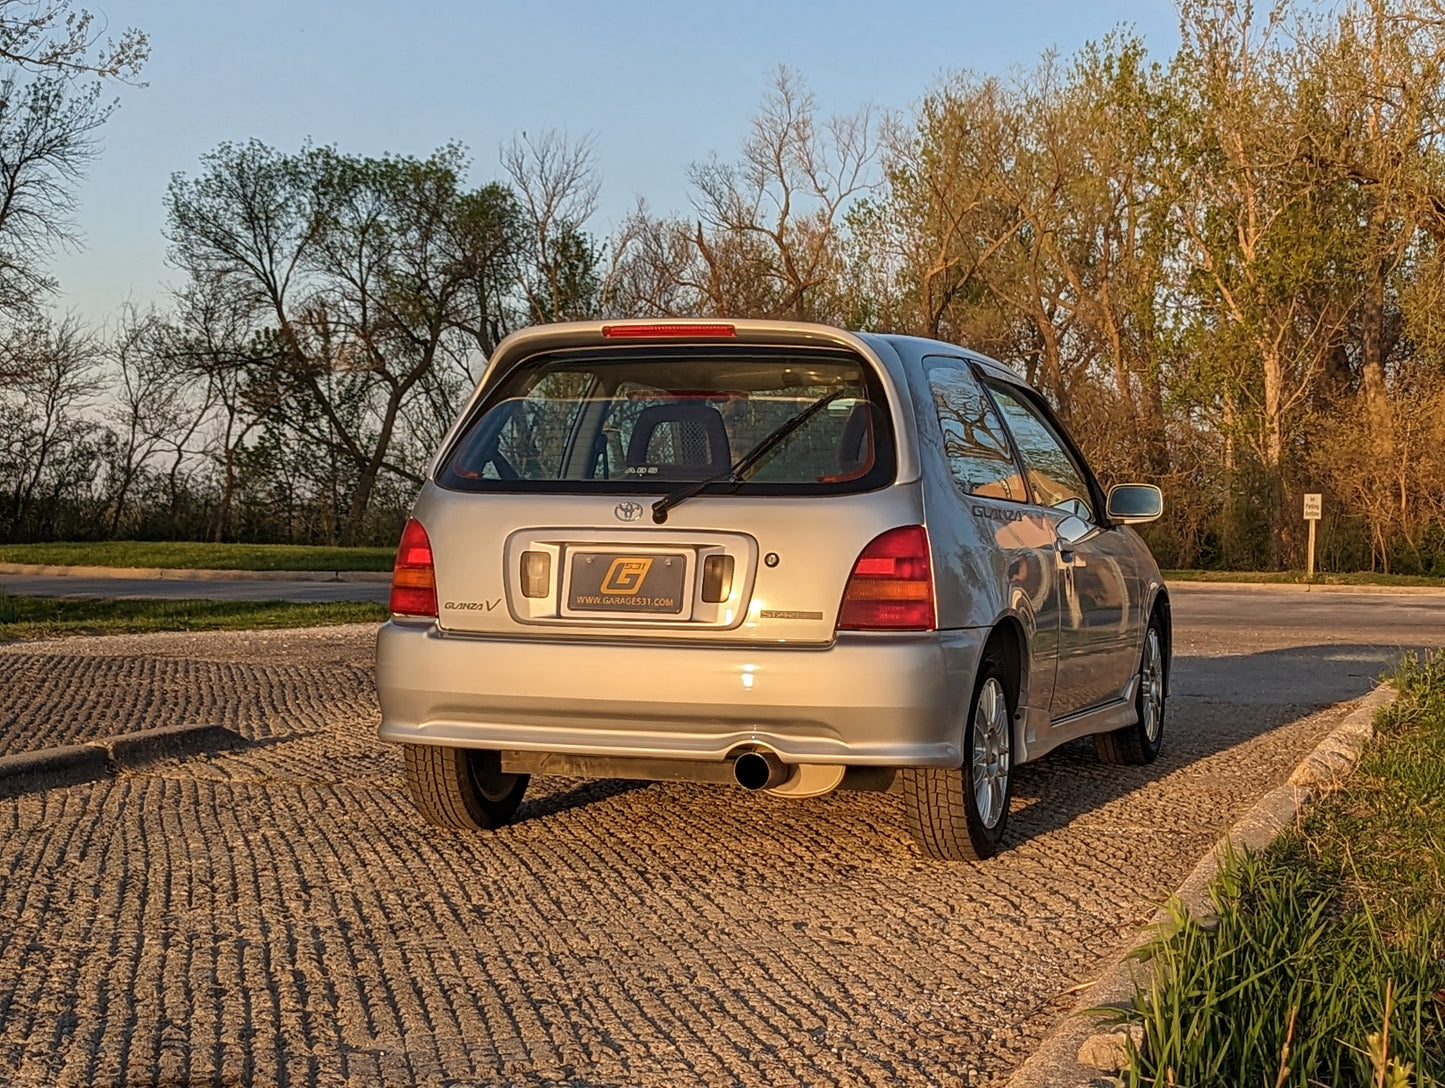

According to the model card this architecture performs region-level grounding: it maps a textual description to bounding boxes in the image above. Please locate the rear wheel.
[903,657,1014,861]
[1094,615,1167,765]
[403,744,529,830]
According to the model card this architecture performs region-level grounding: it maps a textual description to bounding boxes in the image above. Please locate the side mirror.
[1107,483,1164,524]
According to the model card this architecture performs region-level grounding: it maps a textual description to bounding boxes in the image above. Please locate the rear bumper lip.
[375,622,987,767]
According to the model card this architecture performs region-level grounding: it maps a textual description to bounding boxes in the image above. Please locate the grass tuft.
[1116,652,1445,1087]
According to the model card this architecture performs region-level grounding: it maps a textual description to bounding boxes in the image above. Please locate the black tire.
[1094,613,1167,766]
[403,744,529,830]
[903,656,1015,861]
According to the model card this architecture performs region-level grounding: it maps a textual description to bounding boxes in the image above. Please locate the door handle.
[1054,513,1092,568]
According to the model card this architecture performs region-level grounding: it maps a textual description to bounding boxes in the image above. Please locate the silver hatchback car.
[376,319,1170,860]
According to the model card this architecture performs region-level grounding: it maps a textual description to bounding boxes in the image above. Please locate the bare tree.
[502,129,603,322]
[867,71,1029,340]
[1312,366,1445,571]
[600,199,700,317]
[168,273,275,541]
[100,303,210,536]
[687,66,884,321]
[0,1,146,319]
[0,312,100,536]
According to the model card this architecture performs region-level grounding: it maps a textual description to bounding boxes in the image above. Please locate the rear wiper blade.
[650,388,851,523]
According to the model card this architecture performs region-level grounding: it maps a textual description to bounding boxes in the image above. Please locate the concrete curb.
[0,743,112,796]
[0,723,246,797]
[1165,579,1445,596]
[1005,682,1397,1088]
[0,562,390,583]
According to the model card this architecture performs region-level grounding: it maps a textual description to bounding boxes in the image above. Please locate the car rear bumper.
[375,621,987,767]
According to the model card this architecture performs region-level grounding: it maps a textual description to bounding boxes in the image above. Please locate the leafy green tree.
[856,71,1027,342]
[1155,0,1363,564]
[167,141,526,544]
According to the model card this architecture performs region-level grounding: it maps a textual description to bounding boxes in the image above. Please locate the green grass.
[1164,569,1445,587]
[0,541,395,572]
[0,591,386,640]
[1116,652,1445,1086]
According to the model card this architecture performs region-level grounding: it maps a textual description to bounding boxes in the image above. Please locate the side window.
[986,383,1095,520]
[922,358,1026,502]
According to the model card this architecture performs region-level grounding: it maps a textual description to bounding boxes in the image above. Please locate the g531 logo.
[600,558,653,595]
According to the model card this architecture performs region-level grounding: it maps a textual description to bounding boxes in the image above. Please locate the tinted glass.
[986,383,1095,520]
[463,371,591,482]
[439,348,895,495]
[923,359,1025,501]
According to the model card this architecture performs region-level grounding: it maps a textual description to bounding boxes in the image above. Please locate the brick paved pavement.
[0,601,1428,1087]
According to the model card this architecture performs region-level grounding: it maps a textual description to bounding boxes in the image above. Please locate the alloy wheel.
[971,677,1011,829]
[1141,628,1164,744]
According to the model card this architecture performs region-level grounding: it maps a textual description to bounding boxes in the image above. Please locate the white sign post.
[1303,493,1322,577]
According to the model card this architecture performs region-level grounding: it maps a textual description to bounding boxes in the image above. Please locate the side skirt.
[1015,676,1139,763]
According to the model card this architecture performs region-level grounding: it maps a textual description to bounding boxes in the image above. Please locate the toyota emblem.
[614,501,644,522]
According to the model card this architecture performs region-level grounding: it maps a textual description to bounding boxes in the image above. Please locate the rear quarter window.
[922,358,1026,503]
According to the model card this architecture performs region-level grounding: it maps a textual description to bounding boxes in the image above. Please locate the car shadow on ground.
[498,643,1415,852]
[1001,641,1411,847]
[517,776,653,821]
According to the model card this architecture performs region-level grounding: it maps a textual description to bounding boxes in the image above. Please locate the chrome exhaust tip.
[733,750,789,791]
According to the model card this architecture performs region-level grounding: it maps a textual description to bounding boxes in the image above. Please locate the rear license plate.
[568,552,687,615]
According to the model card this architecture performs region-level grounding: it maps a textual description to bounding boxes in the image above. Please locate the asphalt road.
[0,586,1441,1087]
[1168,583,1445,703]
[0,572,391,603]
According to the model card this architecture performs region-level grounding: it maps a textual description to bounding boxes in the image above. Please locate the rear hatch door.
[418,326,920,644]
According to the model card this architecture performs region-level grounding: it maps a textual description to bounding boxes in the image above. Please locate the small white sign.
[1303,493,1322,521]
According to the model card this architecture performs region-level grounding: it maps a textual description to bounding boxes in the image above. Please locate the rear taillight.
[837,525,935,631]
[389,518,437,618]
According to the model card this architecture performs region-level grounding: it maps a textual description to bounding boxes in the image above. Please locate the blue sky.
[51,0,1180,324]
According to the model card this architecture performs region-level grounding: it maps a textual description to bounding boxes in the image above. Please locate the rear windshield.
[437,346,896,495]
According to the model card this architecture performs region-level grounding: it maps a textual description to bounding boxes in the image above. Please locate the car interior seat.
[815,402,874,482]
[625,402,733,480]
